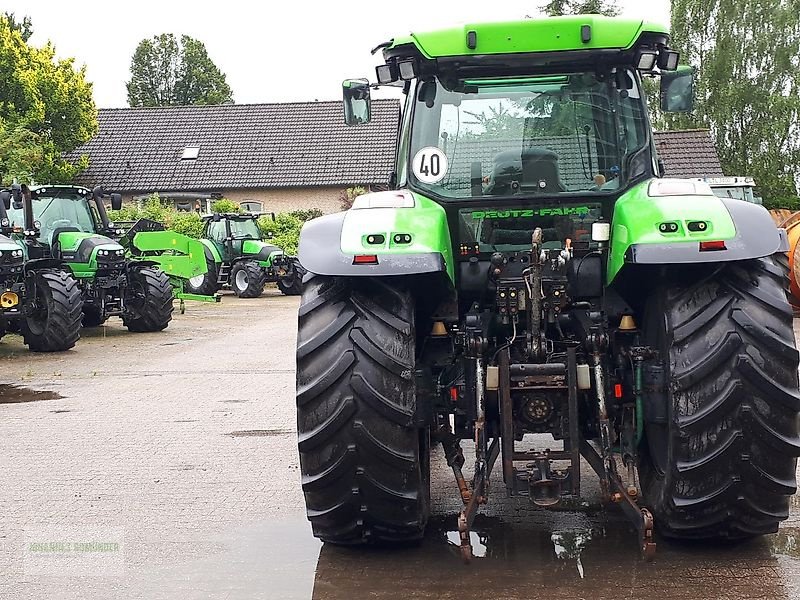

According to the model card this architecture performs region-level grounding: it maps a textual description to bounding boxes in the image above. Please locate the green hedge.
[108,194,321,255]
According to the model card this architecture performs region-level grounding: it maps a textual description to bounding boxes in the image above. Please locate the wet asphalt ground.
[2,289,800,599]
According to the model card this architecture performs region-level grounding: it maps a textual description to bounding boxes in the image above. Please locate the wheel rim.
[235,269,249,290]
[188,274,205,287]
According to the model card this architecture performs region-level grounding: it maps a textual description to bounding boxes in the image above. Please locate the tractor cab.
[202,212,282,263]
[7,185,126,270]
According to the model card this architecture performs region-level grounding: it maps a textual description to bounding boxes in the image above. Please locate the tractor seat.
[485,147,567,195]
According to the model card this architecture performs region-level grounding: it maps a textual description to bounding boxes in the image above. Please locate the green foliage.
[0,119,43,183]
[762,196,800,212]
[127,34,233,107]
[3,12,32,41]
[108,194,204,238]
[339,186,368,211]
[288,208,324,222]
[210,198,240,214]
[540,0,619,16]
[0,15,96,184]
[258,213,303,255]
[661,0,800,202]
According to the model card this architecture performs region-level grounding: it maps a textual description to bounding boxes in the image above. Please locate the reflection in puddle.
[551,529,594,578]
[445,530,488,557]
[771,527,800,559]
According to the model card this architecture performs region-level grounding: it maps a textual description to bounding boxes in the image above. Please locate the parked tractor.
[7,185,211,332]
[0,185,82,351]
[185,212,304,298]
[294,15,800,560]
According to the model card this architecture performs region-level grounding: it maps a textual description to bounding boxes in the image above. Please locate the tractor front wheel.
[296,275,430,544]
[21,269,82,352]
[641,255,800,539]
[231,261,266,298]
[185,253,220,296]
[122,267,174,332]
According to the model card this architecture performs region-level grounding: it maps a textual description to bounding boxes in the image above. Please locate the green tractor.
[0,185,82,351]
[295,15,800,560]
[185,212,305,298]
[8,185,210,332]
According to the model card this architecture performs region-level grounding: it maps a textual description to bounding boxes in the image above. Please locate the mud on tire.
[122,267,174,332]
[641,254,800,539]
[21,269,82,352]
[296,276,430,544]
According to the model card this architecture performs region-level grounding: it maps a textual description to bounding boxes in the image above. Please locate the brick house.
[68,100,400,213]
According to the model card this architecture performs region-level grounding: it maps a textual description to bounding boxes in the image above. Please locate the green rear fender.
[608,179,788,282]
[199,238,222,263]
[298,191,454,283]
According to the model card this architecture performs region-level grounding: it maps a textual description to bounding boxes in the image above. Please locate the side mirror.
[342,78,371,125]
[11,184,23,210]
[0,191,10,211]
[269,212,276,222]
[660,65,695,113]
[110,193,123,211]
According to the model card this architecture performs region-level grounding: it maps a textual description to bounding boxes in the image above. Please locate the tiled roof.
[653,129,723,178]
[68,100,400,192]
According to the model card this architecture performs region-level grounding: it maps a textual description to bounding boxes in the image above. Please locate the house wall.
[222,187,346,214]
[120,186,350,214]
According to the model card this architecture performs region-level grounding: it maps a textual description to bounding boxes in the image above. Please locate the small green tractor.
[185,212,305,298]
[295,15,800,560]
[0,185,82,351]
[7,185,212,332]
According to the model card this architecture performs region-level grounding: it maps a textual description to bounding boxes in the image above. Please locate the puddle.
[771,527,800,559]
[227,429,293,437]
[0,385,62,404]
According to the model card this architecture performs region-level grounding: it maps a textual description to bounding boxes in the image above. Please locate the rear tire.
[641,255,800,539]
[278,261,305,296]
[296,275,430,544]
[185,253,220,296]
[122,267,174,332]
[21,269,82,352]
[82,305,107,327]
[231,261,266,298]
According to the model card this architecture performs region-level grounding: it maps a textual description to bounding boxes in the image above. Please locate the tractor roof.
[203,212,260,222]
[381,15,670,80]
[387,15,667,58]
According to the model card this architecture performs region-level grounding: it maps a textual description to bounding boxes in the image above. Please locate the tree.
[127,34,233,107]
[660,0,800,203]
[0,15,96,184]
[3,12,32,41]
[540,0,620,16]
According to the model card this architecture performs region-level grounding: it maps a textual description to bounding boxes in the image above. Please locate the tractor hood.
[243,239,284,262]
[0,234,22,253]
[56,231,125,274]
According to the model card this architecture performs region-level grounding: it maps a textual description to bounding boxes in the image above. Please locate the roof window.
[181,146,200,160]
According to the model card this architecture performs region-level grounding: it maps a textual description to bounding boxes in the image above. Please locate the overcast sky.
[5,0,670,108]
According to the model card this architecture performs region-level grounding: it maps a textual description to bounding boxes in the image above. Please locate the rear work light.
[353,254,379,265]
[699,241,726,251]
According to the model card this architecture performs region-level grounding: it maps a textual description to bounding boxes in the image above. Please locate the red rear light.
[699,241,726,251]
[614,383,623,399]
[353,254,379,265]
